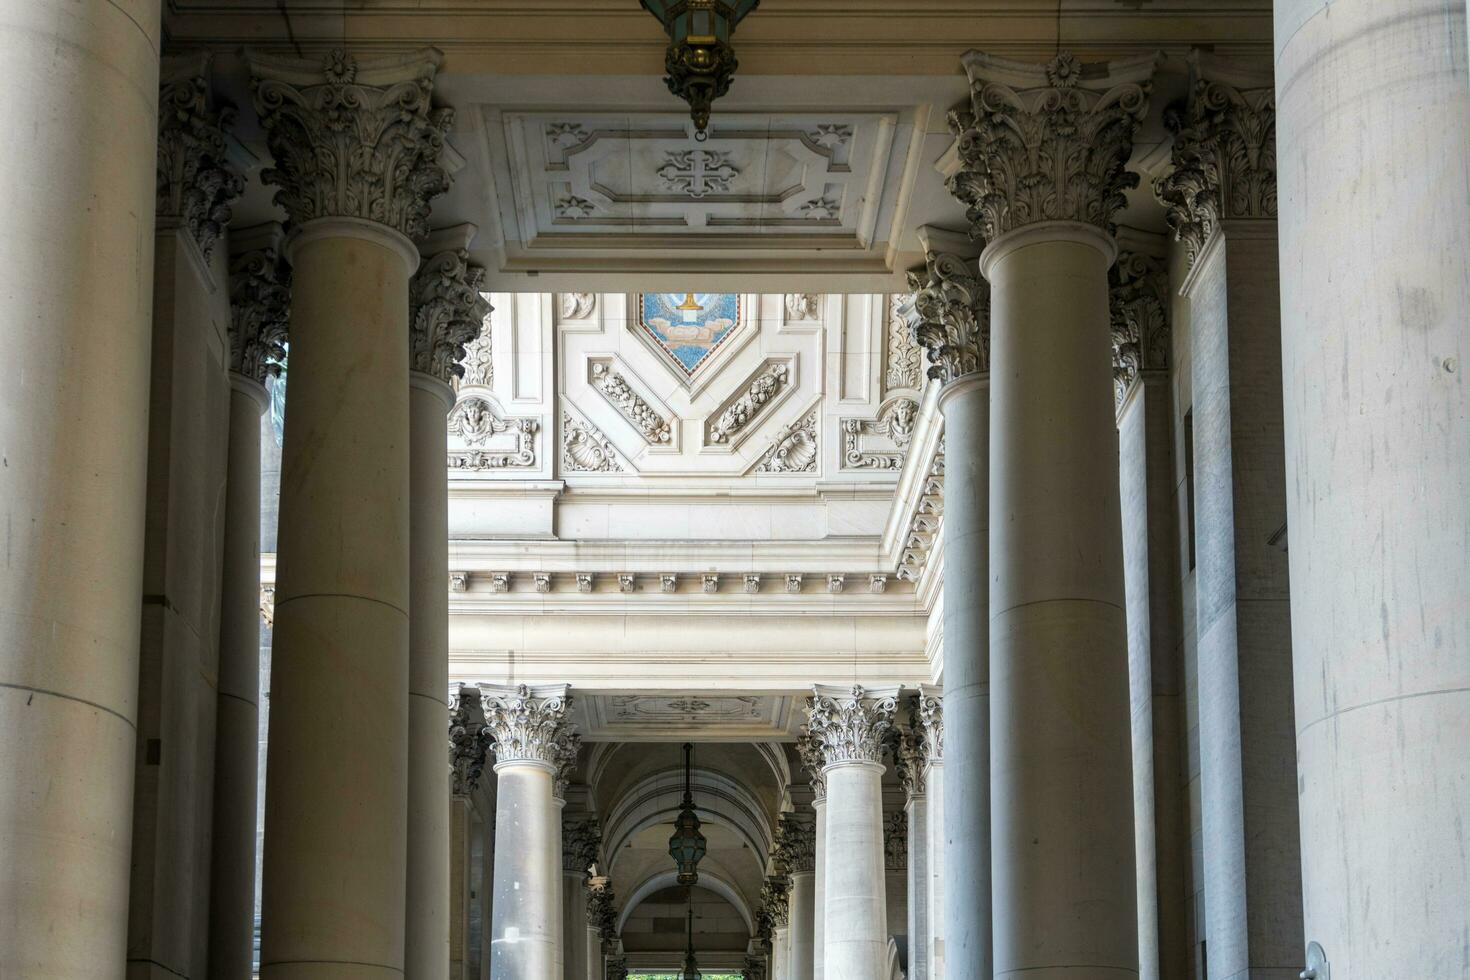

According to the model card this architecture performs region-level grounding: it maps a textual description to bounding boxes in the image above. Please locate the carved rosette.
[948,52,1154,242]
[918,688,944,763]
[1109,250,1170,405]
[158,62,244,260]
[478,683,572,767]
[562,817,601,876]
[805,684,899,769]
[795,729,827,801]
[777,814,816,874]
[250,49,453,240]
[227,243,291,384]
[411,249,491,384]
[909,251,990,386]
[449,687,494,797]
[1155,76,1277,266]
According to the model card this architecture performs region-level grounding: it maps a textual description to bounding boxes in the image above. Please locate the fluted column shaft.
[1276,1,1470,974]
[0,2,160,974]
[407,372,455,980]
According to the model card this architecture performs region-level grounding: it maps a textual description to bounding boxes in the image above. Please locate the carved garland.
[591,363,673,444]
[707,362,791,444]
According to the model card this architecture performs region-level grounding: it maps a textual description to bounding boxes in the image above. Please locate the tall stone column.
[0,0,159,971]
[806,685,898,980]
[129,56,243,980]
[1157,61,1301,980]
[916,689,945,980]
[894,711,929,980]
[1108,243,1190,980]
[780,815,817,980]
[587,877,617,980]
[910,247,991,979]
[407,239,490,980]
[480,684,575,978]
[209,226,290,980]
[1275,1,1470,974]
[950,50,1153,979]
[795,733,828,980]
[450,688,494,980]
[561,817,600,980]
[249,48,452,980]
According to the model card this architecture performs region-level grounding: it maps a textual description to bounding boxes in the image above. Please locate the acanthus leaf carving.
[892,709,928,799]
[910,251,990,386]
[1154,74,1277,266]
[249,49,453,240]
[805,684,898,767]
[449,687,494,797]
[478,683,572,767]
[885,292,924,392]
[776,813,816,874]
[755,408,818,474]
[158,61,244,260]
[562,410,623,473]
[227,239,291,384]
[411,249,491,384]
[948,52,1154,242]
[918,687,944,762]
[1109,250,1170,406]
[795,728,827,800]
[562,817,601,876]
[552,729,582,800]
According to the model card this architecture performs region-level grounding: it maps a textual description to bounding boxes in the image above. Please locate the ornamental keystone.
[477,683,572,767]
[805,684,900,768]
[948,51,1157,242]
[249,48,453,240]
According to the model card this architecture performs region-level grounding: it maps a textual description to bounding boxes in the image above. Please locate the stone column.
[561,817,600,980]
[894,711,929,980]
[795,733,828,980]
[1275,2,1470,974]
[587,876,616,980]
[450,688,495,980]
[950,50,1154,979]
[209,226,290,980]
[407,238,490,980]
[0,0,157,969]
[1109,242,1190,980]
[917,690,945,980]
[128,56,243,980]
[759,876,791,980]
[1156,61,1301,980]
[481,684,575,978]
[249,48,452,980]
[807,685,898,980]
[910,246,991,980]
[780,815,817,980]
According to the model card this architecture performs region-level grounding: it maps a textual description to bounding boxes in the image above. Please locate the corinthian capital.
[1110,250,1170,406]
[776,813,816,874]
[805,684,899,768]
[449,686,493,796]
[228,226,291,384]
[411,249,491,383]
[917,685,944,762]
[158,55,244,261]
[562,816,601,876]
[909,251,990,385]
[477,683,572,767]
[948,51,1156,242]
[795,729,827,800]
[249,49,453,240]
[892,713,928,798]
[1154,60,1277,266]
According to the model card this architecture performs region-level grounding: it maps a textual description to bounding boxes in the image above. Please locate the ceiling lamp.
[668,742,707,886]
[641,0,760,140]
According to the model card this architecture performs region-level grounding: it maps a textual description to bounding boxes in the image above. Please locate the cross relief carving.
[656,149,740,199]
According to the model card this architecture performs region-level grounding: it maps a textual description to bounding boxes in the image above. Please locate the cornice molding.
[949,51,1157,242]
[248,48,453,240]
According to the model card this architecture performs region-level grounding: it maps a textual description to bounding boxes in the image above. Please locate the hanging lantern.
[668,742,707,886]
[640,0,761,140]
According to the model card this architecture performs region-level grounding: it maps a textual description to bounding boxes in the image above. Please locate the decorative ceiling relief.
[558,292,597,321]
[577,694,795,739]
[885,292,924,392]
[588,360,674,445]
[456,322,494,390]
[447,396,539,470]
[656,150,740,198]
[754,407,819,474]
[784,293,821,323]
[562,409,623,473]
[842,398,918,470]
[705,359,793,448]
[637,292,743,380]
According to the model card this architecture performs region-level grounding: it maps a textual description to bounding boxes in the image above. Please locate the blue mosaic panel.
[637,293,742,376]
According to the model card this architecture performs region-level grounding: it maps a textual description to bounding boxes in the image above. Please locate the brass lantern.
[668,742,707,886]
[641,0,761,139]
